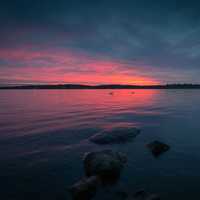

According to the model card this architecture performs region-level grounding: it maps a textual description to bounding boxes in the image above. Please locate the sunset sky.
[1,0,200,85]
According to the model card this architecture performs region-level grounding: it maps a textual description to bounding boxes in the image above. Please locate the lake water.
[1,89,200,200]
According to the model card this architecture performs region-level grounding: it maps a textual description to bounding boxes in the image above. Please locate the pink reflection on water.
[0,89,160,139]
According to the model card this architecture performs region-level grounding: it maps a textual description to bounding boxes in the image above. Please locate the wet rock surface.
[90,127,140,144]
[68,136,168,200]
[132,190,160,200]
[116,191,129,199]
[68,176,100,200]
[84,150,127,183]
[117,190,160,200]
[69,150,127,200]
[147,140,170,157]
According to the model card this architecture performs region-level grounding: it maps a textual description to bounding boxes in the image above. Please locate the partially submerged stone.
[83,150,127,183]
[116,191,129,199]
[147,140,170,157]
[69,176,100,200]
[90,127,140,144]
[124,190,160,200]
[132,190,160,200]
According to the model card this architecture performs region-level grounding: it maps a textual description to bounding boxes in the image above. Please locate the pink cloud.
[0,47,159,85]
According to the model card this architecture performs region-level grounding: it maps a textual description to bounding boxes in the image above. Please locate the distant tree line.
[1,83,200,89]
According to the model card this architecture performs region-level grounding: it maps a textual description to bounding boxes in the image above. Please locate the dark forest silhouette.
[1,84,200,89]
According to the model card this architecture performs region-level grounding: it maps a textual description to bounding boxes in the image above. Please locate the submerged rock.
[83,150,127,183]
[90,127,140,144]
[116,191,129,199]
[147,140,170,157]
[69,176,100,200]
[132,190,160,200]
[119,190,160,200]
[69,150,127,199]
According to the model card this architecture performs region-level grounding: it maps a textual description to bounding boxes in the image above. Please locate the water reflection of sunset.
[0,90,159,138]
[62,89,158,108]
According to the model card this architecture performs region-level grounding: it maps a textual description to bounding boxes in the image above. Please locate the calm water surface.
[1,89,200,199]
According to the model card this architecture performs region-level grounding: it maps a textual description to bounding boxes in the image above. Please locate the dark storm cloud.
[1,0,200,83]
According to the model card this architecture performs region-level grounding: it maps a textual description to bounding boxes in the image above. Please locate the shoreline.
[1,84,200,90]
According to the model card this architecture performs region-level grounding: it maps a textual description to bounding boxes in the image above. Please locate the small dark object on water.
[68,176,100,200]
[147,140,170,157]
[109,92,114,95]
[131,91,135,94]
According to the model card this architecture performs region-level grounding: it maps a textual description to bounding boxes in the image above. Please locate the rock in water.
[90,127,140,144]
[147,141,170,157]
[69,176,100,200]
[116,191,129,199]
[117,190,160,200]
[132,190,160,200]
[83,150,127,183]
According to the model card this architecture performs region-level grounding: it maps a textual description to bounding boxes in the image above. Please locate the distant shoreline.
[1,84,200,89]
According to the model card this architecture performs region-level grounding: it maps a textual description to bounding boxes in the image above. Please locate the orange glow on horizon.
[0,47,159,85]
[0,69,158,85]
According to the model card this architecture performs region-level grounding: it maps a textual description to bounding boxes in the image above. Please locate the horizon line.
[1,83,200,90]
[1,83,200,86]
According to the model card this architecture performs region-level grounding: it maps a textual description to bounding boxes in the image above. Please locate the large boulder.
[83,150,127,183]
[90,127,140,144]
[147,141,170,157]
[68,176,100,200]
